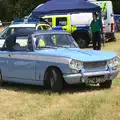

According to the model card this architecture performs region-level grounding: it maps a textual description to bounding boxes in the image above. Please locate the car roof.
[32,30,70,35]
[9,23,36,28]
[9,22,51,28]
[11,30,36,37]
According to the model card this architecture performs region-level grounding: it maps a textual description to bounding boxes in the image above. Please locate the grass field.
[0,31,120,120]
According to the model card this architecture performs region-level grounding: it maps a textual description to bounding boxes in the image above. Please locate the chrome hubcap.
[50,71,54,88]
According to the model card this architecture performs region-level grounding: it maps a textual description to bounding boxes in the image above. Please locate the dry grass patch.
[0,33,120,120]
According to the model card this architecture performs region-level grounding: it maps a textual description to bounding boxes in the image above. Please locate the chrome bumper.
[63,70,119,84]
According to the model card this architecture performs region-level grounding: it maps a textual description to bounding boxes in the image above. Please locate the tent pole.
[98,12,104,48]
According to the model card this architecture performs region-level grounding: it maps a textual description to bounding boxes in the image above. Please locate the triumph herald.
[0,30,119,92]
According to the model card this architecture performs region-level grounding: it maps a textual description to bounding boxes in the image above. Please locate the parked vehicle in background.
[0,18,51,47]
[43,13,106,48]
[0,21,2,26]
[90,0,115,41]
[0,30,119,92]
[114,14,120,32]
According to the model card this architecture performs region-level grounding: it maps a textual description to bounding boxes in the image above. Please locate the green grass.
[0,33,120,120]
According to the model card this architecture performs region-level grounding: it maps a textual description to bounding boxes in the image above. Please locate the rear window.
[7,27,35,38]
[56,17,67,26]
[9,27,36,33]
[0,27,36,39]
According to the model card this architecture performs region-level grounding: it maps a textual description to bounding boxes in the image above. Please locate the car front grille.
[83,61,107,72]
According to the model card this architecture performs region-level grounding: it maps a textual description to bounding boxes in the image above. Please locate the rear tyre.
[72,32,90,48]
[99,80,112,89]
[0,72,3,86]
[76,36,89,48]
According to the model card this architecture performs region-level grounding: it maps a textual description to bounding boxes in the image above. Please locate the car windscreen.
[33,34,78,49]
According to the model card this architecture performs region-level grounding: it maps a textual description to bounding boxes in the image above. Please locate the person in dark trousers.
[90,12,102,50]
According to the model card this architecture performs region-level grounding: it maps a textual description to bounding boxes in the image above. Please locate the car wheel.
[49,68,63,93]
[76,36,89,49]
[44,69,51,89]
[77,38,86,49]
[99,80,112,89]
[0,72,3,86]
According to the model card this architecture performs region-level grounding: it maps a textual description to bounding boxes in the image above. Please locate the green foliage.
[0,0,47,21]
[0,0,120,21]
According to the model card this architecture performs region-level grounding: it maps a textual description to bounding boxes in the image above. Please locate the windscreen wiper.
[39,46,57,49]
[56,45,71,48]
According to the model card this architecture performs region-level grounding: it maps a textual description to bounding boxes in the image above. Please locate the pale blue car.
[0,30,119,92]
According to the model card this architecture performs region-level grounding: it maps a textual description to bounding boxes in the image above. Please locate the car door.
[6,37,36,81]
[0,51,10,80]
[7,51,36,81]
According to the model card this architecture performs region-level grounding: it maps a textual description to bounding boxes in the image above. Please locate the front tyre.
[99,80,112,89]
[49,68,63,93]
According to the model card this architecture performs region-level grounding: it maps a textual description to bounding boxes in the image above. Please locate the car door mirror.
[28,36,34,51]
[111,13,114,17]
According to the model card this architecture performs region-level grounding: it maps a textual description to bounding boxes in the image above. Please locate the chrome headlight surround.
[69,59,83,71]
[107,56,120,68]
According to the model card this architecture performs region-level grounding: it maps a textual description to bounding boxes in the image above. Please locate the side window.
[44,18,52,26]
[0,27,9,39]
[56,17,67,26]
[16,36,28,47]
[12,36,28,51]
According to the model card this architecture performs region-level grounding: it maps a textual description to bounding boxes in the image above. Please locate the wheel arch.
[44,66,63,79]
[43,65,65,89]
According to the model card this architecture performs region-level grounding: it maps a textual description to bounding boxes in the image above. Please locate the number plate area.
[85,75,107,84]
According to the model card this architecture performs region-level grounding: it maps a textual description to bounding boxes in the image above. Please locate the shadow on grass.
[0,82,102,95]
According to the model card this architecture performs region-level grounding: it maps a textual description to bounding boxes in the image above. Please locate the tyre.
[0,72,3,86]
[99,80,112,89]
[44,68,51,89]
[44,67,63,92]
[76,36,89,48]
[72,31,90,49]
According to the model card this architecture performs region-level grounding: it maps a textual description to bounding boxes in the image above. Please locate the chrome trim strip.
[63,70,119,78]
[63,74,82,78]
[0,53,71,64]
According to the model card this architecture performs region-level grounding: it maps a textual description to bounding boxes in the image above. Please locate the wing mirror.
[111,13,114,17]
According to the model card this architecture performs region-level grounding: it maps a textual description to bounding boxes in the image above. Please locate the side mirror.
[111,13,114,17]
[27,36,34,51]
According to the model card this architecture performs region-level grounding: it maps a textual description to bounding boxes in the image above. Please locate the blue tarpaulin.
[31,0,104,45]
[32,0,101,18]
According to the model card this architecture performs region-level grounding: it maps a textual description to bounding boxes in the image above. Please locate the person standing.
[90,12,102,50]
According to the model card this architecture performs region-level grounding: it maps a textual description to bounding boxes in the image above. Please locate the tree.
[0,0,47,21]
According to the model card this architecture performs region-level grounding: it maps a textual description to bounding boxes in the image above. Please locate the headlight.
[69,59,83,70]
[107,56,120,68]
